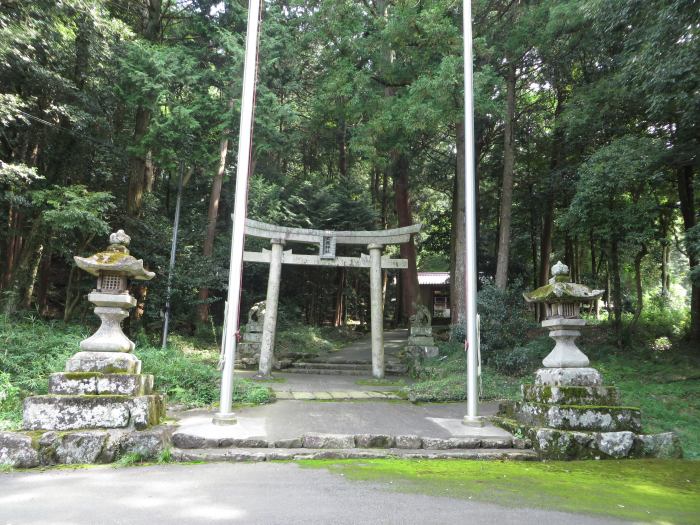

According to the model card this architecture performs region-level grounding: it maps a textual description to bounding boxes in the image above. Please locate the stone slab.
[65,352,142,374]
[409,326,432,337]
[302,433,355,449]
[49,372,153,396]
[23,394,164,431]
[521,384,620,405]
[0,431,39,468]
[407,336,435,346]
[515,402,642,433]
[534,367,603,386]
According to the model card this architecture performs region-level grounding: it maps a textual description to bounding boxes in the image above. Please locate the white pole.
[214,0,262,425]
[463,0,481,425]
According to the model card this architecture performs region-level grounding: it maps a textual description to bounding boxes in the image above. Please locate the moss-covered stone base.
[492,416,682,460]
[0,426,170,468]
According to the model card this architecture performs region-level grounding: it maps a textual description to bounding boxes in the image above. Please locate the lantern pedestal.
[79,292,137,353]
[540,318,589,368]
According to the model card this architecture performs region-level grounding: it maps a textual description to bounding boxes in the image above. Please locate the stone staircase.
[283,359,408,376]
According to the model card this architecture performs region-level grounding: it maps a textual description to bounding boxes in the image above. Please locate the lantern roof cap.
[523,261,603,304]
[73,230,155,281]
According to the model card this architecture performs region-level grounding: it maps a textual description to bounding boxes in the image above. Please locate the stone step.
[171,431,518,450]
[23,394,165,431]
[292,362,373,370]
[282,368,407,377]
[514,402,642,433]
[521,384,620,406]
[274,391,401,401]
[48,372,153,396]
[171,447,539,462]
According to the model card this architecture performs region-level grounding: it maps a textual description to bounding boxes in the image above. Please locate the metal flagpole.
[214,0,263,425]
[463,0,482,425]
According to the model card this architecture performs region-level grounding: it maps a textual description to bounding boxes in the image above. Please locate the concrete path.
[0,463,626,525]
[172,400,505,443]
[322,328,408,362]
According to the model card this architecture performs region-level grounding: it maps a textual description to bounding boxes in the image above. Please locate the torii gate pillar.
[258,238,284,378]
[368,243,384,379]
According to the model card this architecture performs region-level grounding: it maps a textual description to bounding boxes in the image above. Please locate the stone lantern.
[494,261,682,460]
[523,261,603,370]
[22,229,165,437]
[74,229,155,353]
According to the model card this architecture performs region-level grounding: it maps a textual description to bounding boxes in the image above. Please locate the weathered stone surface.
[407,336,435,346]
[594,431,635,459]
[534,367,602,386]
[522,384,620,406]
[516,403,641,432]
[637,432,683,459]
[172,432,210,449]
[534,428,595,460]
[23,394,163,431]
[218,438,269,448]
[128,395,165,430]
[301,433,355,449]
[23,395,131,430]
[0,431,39,468]
[98,374,153,396]
[354,434,395,448]
[119,428,167,459]
[65,352,141,374]
[55,431,108,464]
[49,373,98,395]
[273,438,303,449]
[410,325,432,337]
[48,373,153,396]
[394,435,422,449]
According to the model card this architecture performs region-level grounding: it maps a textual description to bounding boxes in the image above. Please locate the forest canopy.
[0,0,697,344]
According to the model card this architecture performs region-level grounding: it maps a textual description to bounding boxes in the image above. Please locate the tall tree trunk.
[392,153,418,321]
[632,244,648,325]
[197,98,234,323]
[126,0,162,217]
[337,114,347,177]
[495,62,517,290]
[609,240,623,346]
[334,268,345,327]
[538,88,565,319]
[590,231,597,280]
[450,121,467,326]
[677,165,698,341]
[528,182,538,289]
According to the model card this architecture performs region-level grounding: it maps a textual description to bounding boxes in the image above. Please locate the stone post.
[258,238,284,378]
[368,243,384,379]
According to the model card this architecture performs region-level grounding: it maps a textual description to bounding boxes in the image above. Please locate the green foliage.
[451,280,533,356]
[0,372,21,431]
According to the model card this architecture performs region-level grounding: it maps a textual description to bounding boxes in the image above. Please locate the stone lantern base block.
[534,367,602,387]
[66,351,142,374]
[49,372,154,396]
[494,365,683,459]
[22,394,165,431]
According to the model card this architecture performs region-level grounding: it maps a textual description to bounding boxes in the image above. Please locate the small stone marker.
[406,304,439,360]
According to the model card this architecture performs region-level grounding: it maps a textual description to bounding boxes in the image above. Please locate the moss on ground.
[300,458,700,524]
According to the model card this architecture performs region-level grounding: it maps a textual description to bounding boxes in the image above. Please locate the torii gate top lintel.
[244,218,422,246]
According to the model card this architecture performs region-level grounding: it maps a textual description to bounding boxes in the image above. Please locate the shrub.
[0,372,21,430]
[486,346,536,376]
[452,280,533,355]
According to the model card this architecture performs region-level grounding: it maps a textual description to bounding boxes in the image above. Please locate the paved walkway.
[172,400,506,445]
[0,463,626,525]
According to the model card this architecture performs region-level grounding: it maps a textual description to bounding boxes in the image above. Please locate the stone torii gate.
[242,219,421,379]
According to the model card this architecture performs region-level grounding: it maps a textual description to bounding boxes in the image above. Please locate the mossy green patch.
[300,459,700,524]
[356,378,404,387]
[62,372,103,380]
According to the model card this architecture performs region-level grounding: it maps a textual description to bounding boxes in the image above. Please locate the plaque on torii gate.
[242,218,422,379]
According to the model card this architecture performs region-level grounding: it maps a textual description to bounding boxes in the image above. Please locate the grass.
[0,315,274,431]
[300,458,700,524]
